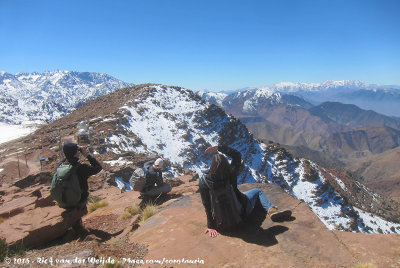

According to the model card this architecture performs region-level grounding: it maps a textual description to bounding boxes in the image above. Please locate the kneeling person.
[130,158,171,197]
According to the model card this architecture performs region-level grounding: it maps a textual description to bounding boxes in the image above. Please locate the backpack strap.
[201,175,211,189]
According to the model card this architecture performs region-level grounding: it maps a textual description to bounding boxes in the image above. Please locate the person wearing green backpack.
[51,142,102,214]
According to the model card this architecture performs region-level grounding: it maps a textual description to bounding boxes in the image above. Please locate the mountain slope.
[309,102,400,131]
[348,147,400,202]
[0,70,132,124]
[2,84,399,234]
[200,88,400,202]
[319,125,400,157]
[46,85,400,233]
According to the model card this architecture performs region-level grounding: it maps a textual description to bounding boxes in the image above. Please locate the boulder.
[129,183,400,267]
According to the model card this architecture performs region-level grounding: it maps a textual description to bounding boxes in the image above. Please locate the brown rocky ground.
[130,183,400,268]
[1,171,399,268]
[0,172,200,268]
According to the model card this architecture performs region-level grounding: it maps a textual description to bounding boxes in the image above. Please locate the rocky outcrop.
[0,171,199,250]
[130,183,400,268]
[0,171,399,267]
[0,184,85,248]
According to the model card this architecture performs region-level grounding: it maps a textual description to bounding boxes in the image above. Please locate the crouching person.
[200,145,292,238]
[51,143,102,227]
[130,158,172,198]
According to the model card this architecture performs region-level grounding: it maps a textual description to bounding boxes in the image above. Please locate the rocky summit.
[0,84,399,267]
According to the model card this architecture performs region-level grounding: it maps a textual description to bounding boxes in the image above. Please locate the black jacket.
[63,155,102,204]
[199,145,247,229]
[143,160,164,191]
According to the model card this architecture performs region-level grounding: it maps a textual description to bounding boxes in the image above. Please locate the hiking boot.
[268,206,292,222]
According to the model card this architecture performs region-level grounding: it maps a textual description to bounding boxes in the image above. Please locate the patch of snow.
[243,99,256,113]
[103,85,399,234]
[101,117,118,123]
[0,123,37,144]
[354,207,400,234]
[333,176,348,192]
[104,157,133,166]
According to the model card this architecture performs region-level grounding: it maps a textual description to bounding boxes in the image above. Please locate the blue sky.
[1,0,399,91]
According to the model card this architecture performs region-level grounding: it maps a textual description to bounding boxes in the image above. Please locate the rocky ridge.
[200,87,400,204]
[1,84,399,234]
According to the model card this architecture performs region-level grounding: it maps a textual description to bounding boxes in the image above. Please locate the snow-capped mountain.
[200,80,400,117]
[0,70,132,124]
[199,88,313,116]
[66,84,399,234]
[265,80,369,92]
[197,91,227,107]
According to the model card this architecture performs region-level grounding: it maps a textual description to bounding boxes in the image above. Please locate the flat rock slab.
[334,231,400,268]
[130,183,399,267]
[0,195,38,218]
[0,206,85,248]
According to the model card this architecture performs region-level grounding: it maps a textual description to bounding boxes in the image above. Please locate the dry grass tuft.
[88,200,109,213]
[138,202,158,225]
[121,204,141,219]
[87,195,104,204]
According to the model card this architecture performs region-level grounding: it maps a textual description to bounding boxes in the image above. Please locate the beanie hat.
[63,142,79,160]
[154,158,164,169]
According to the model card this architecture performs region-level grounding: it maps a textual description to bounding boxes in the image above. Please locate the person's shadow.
[221,202,295,247]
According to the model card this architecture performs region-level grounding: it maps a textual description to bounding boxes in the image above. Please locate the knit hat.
[63,142,79,160]
[154,158,164,169]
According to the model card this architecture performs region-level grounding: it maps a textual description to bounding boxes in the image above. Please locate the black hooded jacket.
[62,155,102,204]
[199,145,247,229]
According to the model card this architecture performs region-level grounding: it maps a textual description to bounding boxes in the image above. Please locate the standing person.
[200,145,292,238]
[51,142,102,213]
[131,158,172,198]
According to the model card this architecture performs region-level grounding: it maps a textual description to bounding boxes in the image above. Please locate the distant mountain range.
[0,70,132,124]
[200,84,400,202]
[200,80,400,117]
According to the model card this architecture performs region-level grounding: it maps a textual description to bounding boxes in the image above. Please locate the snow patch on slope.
[0,122,37,144]
[103,85,400,234]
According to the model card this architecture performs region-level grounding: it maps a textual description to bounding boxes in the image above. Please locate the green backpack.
[50,164,82,208]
